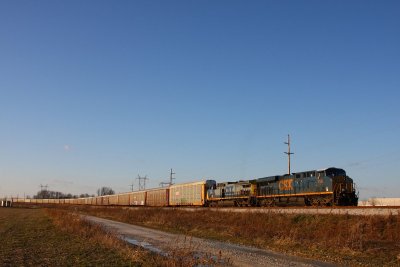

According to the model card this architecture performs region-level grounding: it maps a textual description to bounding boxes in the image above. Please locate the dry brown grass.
[1,207,224,267]
[46,209,147,265]
[66,206,400,266]
[46,208,224,267]
[0,208,141,266]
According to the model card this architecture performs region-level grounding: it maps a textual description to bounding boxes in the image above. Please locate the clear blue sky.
[1,1,399,199]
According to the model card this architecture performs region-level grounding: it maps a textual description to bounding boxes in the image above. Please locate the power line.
[159,168,176,187]
[129,181,135,192]
[136,175,149,191]
[159,182,170,187]
[40,184,48,191]
[284,134,294,175]
[169,168,175,185]
[39,184,48,199]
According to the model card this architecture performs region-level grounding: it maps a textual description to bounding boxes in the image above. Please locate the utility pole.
[284,134,294,175]
[129,181,135,192]
[169,168,175,185]
[136,175,149,191]
[39,184,48,199]
[40,184,48,191]
[160,168,176,187]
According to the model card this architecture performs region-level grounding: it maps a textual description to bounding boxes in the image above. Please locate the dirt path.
[83,215,337,267]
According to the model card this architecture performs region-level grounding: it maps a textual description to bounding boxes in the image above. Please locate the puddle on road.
[122,236,169,256]
[121,236,227,266]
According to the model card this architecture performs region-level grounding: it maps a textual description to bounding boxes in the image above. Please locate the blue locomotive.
[207,167,358,206]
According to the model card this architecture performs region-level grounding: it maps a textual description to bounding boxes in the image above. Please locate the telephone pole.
[169,168,175,185]
[129,181,135,192]
[160,168,176,187]
[284,134,294,175]
[40,184,48,191]
[39,184,48,199]
[136,175,149,191]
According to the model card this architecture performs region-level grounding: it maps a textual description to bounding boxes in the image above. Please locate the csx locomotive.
[208,167,358,206]
[13,167,358,207]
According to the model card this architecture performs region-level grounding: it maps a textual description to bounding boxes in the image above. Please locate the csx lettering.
[279,179,293,190]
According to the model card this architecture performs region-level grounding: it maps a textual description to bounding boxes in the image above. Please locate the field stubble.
[70,206,400,266]
[0,208,221,266]
[0,208,143,266]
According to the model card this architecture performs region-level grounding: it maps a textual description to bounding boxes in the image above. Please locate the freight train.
[12,167,358,207]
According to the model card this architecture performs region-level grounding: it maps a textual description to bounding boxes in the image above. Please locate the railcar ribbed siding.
[130,191,146,205]
[146,188,169,206]
[169,181,206,206]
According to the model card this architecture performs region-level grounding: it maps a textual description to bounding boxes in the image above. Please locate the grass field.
[0,207,224,266]
[0,208,151,266]
[69,206,400,267]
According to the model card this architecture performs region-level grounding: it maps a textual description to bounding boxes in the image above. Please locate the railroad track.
[173,206,400,216]
[118,206,400,216]
[11,202,400,216]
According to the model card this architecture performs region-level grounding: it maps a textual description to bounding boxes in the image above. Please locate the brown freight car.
[146,188,169,206]
[130,191,146,205]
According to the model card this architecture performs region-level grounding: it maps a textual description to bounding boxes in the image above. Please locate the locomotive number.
[279,179,293,191]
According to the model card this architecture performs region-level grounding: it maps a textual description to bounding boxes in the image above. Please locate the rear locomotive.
[207,181,257,206]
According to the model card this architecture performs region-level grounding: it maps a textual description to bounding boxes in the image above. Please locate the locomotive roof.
[256,167,347,181]
[256,175,280,182]
[317,167,345,172]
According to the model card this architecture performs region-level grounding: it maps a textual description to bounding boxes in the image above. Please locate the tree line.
[32,186,115,199]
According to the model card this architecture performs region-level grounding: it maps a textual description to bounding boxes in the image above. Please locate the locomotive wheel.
[311,197,320,206]
[323,197,334,206]
[264,198,275,207]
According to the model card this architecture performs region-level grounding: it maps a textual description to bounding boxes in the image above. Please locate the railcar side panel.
[169,181,205,206]
[146,188,169,206]
[117,193,131,205]
[108,194,119,205]
[130,191,146,205]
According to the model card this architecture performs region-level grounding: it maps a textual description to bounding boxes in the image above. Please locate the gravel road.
[83,215,337,267]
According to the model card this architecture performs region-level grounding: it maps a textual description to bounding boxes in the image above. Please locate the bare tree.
[33,190,91,199]
[97,187,115,196]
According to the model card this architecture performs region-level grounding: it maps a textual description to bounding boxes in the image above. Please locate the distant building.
[359,198,400,206]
